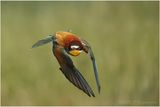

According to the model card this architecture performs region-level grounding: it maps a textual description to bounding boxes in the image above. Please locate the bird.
[32,31,100,97]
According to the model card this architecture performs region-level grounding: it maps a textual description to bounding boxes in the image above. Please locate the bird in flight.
[32,31,100,97]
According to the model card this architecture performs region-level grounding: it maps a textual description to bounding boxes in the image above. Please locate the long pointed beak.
[32,35,54,48]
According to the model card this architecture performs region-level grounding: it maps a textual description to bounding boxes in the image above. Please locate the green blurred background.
[2,1,159,106]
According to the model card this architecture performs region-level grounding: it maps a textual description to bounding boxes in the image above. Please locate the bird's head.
[54,31,84,56]
[32,32,83,56]
[63,34,83,56]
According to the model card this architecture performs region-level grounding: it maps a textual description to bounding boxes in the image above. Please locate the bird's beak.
[69,50,82,56]
[32,35,54,48]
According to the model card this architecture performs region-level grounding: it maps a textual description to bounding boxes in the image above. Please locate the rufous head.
[55,31,83,56]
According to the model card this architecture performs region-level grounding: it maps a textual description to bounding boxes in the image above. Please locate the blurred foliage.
[1,1,159,106]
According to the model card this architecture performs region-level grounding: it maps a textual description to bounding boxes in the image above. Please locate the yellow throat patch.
[69,50,81,56]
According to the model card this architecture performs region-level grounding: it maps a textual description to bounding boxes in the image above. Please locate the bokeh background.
[2,1,159,106]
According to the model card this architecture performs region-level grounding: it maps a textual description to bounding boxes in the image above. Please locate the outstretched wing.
[32,35,53,48]
[81,39,101,93]
[53,46,95,97]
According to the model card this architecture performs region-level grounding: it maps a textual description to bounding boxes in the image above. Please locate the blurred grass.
[1,1,159,106]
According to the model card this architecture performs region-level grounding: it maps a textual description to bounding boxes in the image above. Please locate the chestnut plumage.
[32,31,100,97]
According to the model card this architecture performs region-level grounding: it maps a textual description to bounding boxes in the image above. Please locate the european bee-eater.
[32,31,100,97]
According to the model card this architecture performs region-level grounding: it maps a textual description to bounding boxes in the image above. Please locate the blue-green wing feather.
[81,39,101,93]
[32,35,53,48]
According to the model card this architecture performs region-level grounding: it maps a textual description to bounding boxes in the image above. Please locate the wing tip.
[98,85,101,94]
[60,67,96,97]
[91,93,95,97]
[86,91,95,97]
[31,45,37,48]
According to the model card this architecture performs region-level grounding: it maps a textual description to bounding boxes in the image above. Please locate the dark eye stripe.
[67,41,83,51]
